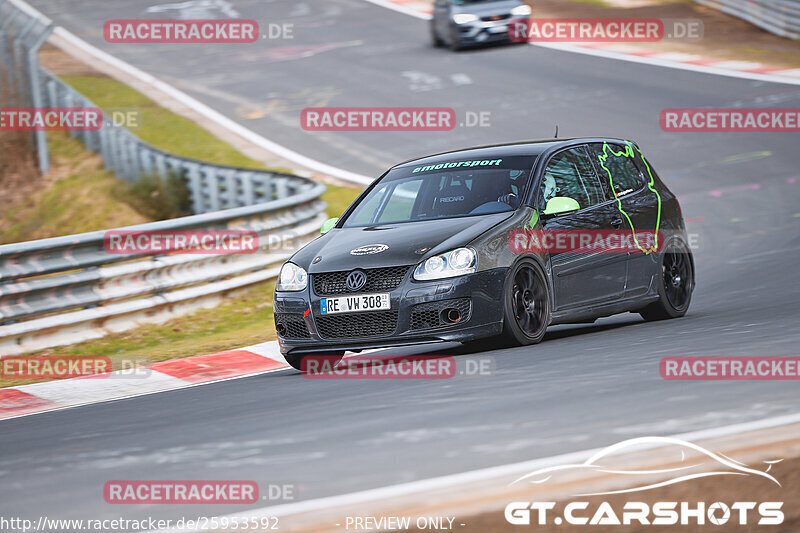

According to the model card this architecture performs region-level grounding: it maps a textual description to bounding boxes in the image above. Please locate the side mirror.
[320,217,339,235]
[543,197,580,216]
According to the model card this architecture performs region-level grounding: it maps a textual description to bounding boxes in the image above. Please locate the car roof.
[392,137,634,169]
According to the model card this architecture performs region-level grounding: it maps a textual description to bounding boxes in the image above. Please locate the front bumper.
[274,268,507,354]
[454,16,523,45]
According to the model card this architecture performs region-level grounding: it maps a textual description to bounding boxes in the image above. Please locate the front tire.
[431,22,444,47]
[501,259,551,346]
[640,241,694,321]
[449,25,464,51]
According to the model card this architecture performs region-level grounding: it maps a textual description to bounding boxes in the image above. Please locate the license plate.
[488,25,507,33]
[320,293,390,315]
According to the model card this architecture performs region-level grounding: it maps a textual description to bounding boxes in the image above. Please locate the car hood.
[452,0,523,16]
[293,212,514,273]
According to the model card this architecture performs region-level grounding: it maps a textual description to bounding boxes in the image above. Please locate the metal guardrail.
[36,66,310,214]
[0,0,334,354]
[694,0,800,40]
[0,189,327,355]
[0,0,53,171]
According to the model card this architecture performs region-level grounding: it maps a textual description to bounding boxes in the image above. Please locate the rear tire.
[639,241,694,321]
[284,351,344,372]
[500,259,551,346]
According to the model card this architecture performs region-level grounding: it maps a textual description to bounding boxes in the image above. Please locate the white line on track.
[361,0,800,86]
[147,412,800,532]
[48,25,375,185]
[0,365,293,423]
[360,0,432,19]
[532,43,800,86]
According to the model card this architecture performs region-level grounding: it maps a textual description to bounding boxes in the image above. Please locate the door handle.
[611,218,623,227]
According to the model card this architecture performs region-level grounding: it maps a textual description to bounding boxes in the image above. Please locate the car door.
[588,142,660,299]
[538,146,627,310]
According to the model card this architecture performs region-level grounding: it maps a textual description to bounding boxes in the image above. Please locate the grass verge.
[0,132,151,243]
[61,74,362,218]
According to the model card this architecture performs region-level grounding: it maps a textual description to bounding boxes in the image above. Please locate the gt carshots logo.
[504,501,783,526]
[505,437,784,527]
[350,244,389,255]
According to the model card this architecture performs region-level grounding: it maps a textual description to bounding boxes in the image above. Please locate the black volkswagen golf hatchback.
[274,138,695,370]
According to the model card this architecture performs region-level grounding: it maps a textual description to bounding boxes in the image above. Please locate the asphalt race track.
[2,0,800,525]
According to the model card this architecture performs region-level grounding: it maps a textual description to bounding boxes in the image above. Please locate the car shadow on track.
[271,311,702,376]
[441,314,647,356]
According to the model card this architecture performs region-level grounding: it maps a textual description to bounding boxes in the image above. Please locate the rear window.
[589,143,645,198]
[343,156,537,227]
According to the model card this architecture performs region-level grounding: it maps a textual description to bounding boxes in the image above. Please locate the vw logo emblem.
[346,270,367,291]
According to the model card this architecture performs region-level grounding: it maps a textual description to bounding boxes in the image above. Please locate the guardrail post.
[28,32,52,172]
[225,169,238,208]
[206,166,221,212]
[185,162,203,214]
[275,177,288,200]
[98,125,110,165]
[154,152,167,182]
[240,171,255,206]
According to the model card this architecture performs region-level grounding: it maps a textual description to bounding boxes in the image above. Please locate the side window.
[589,143,644,199]
[539,146,605,211]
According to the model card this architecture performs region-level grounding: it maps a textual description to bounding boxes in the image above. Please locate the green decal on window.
[595,142,662,255]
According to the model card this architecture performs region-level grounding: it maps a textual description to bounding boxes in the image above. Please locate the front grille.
[410,298,472,330]
[274,313,310,339]
[481,14,511,21]
[316,311,399,338]
[313,266,411,295]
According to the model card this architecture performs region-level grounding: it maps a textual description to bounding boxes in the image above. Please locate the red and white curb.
[0,342,292,421]
[368,0,800,84]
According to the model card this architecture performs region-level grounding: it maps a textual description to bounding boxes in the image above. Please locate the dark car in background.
[274,138,695,370]
[431,0,531,50]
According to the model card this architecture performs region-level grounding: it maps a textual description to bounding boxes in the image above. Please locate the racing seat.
[434,181,472,217]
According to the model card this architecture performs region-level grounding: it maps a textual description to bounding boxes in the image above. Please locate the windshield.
[342,156,536,227]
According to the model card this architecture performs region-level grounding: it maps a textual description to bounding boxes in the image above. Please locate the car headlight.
[414,248,477,281]
[511,5,532,15]
[277,262,308,291]
[453,13,478,24]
